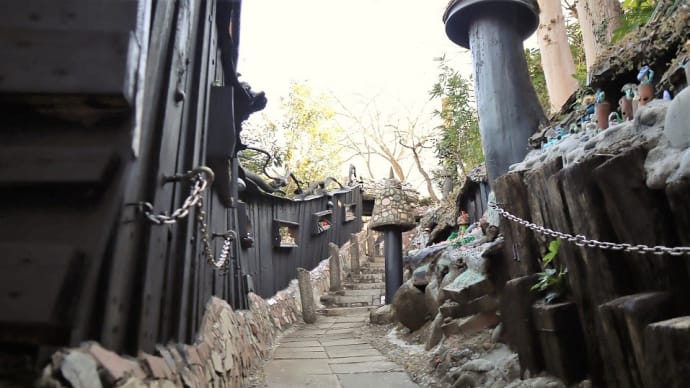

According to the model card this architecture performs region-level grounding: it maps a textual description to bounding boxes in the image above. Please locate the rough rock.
[60,351,102,388]
[638,103,667,127]
[404,243,448,267]
[442,312,501,337]
[443,270,494,304]
[425,313,445,351]
[453,372,478,388]
[491,323,503,343]
[461,358,495,373]
[439,295,498,319]
[644,144,682,189]
[370,304,395,325]
[393,282,431,331]
[413,263,431,287]
[664,86,690,148]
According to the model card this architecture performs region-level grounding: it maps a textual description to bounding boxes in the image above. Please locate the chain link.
[488,202,690,256]
[131,166,234,271]
[195,197,235,272]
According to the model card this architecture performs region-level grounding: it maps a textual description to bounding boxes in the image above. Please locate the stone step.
[321,292,385,308]
[360,267,385,274]
[331,294,381,307]
[341,288,384,297]
[343,282,385,290]
[354,273,384,283]
[317,305,380,316]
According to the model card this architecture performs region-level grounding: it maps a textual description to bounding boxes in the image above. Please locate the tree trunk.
[536,0,579,112]
[411,148,440,201]
[389,158,406,181]
[576,0,622,71]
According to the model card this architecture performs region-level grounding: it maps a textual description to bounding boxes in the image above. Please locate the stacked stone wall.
[37,234,367,388]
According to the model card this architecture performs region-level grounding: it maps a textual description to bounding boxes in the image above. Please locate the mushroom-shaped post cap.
[370,178,417,232]
[443,0,540,48]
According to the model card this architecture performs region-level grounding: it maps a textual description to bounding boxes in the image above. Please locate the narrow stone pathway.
[265,311,418,387]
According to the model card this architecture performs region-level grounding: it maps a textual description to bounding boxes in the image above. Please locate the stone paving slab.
[320,338,369,347]
[265,280,418,388]
[280,340,322,348]
[324,343,375,352]
[273,350,328,359]
[337,372,418,388]
[330,361,403,374]
[323,332,359,340]
[267,359,332,374]
[326,348,380,358]
[276,346,326,352]
[326,328,357,335]
[330,322,367,329]
[332,315,369,322]
[292,329,326,336]
[327,355,388,364]
[281,335,321,342]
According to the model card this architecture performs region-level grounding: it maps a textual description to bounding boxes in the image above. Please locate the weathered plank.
[559,155,629,387]
[100,0,175,352]
[493,171,539,280]
[539,157,605,385]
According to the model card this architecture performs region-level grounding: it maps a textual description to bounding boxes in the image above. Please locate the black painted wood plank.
[99,0,173,353]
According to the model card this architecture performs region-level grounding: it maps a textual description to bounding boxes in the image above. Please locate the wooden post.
[350,233,361,276]
[328,243,341,291]
[297,268,316,324]
[445,0,546,184]
[367,231,376,260]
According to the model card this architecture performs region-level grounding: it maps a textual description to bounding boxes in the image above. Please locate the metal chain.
[137,167,215,225]
[488,202,690,256]
[132,166,234,272]
[195,197,235,272]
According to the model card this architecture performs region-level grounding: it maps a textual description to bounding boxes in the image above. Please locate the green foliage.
[429,56,484,186]
[531,239,568,304]
[241,81,344,196]
[524,48,550,114]
[532,268,569,304]
[612,0,655,43]
[542,239,561,267]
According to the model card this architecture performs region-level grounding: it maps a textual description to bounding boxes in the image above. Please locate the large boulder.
[392,282,431,331]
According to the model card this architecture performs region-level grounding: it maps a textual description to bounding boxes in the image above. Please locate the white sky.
[237,0,535,195]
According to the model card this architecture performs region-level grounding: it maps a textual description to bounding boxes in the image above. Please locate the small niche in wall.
[343,203,357,223]
[312,210,333,235]
[272,219,299,248]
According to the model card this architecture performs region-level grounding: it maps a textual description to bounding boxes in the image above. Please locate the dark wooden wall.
[242,188,363,298]
[0,0,365,362]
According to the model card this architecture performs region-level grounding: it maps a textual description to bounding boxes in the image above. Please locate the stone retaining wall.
[37,233,367,388]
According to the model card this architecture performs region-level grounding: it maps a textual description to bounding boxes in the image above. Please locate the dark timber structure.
[0,0,362,367]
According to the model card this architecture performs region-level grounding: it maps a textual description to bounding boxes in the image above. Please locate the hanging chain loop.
[488,202,690,256]
[132,166,215,225]
[129,166,234,271]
